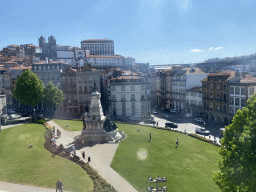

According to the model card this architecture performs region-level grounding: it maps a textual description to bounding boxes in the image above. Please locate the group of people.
[52,126,61,138]
[56,179,63,192]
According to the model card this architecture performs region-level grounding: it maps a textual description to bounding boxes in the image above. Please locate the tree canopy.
[43,81,64,109]
[13,69,44,107]
[213,94,256,191]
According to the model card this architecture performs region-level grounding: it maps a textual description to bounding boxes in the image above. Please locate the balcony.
[121,98,126,102]
[111,99,117,102]
[130,98,136,102]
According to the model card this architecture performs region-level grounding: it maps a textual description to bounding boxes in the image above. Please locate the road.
[141,110,223,144]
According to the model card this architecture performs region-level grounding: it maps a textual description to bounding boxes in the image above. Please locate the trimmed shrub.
[36,118,46,124]
[188,133,221,147]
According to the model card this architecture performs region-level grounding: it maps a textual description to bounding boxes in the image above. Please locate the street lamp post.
[33,108,36,122]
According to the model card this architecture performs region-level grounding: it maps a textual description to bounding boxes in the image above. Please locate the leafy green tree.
[43,81,65,110]
[13,69,44,109]
[213,94,256,191]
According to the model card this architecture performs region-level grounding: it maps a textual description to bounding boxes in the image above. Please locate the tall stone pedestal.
[78,88,112,144]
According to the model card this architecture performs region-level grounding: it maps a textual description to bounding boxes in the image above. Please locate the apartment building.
[171,68,207,111]
[229,75,256,117]
[186,87,203,117]
[60,67,101,117]
[109,71,151,119]
[201,71,236,125]
[81,39,114,56]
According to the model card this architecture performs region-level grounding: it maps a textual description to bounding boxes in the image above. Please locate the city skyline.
[1,0,256,64]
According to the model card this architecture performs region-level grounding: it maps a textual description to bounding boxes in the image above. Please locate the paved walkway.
[47,120,138,192]
[0,181,59,192]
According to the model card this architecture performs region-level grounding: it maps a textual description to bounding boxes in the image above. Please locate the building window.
[112,95,116,100]
[79,86,82,93]
[122,103,126,109]
[141,85,145,91]
[235,98,240,106]
[209,92,213,99]
[203,83,207,89]
[249,87,254,95]
[84,86,87,93]
[42,75,44,80]
[141,94,145,101]
[132,102,135,109]
[89,86,92,94]
[216,93,220,100]
[112,86,115,91]
[223,84,227,90]
[84,78,87,83]
[241,88,246,95]
[216,84,220,90]
[204,92,207,99]
[235,87,240,95]
[216,103,220,111]
[222,105,226,113]
[89,77,92,83]
[241,99,246,107]
[131,94,135,101]
[209,83,213,89]
[223,93,227,102]
[113,103,116,109]
[230,98,234,105]
[209,102,213,109]
[230,87,234,94]
[121,86,125,91]
[78,76,81,83]
[198,93,202,97]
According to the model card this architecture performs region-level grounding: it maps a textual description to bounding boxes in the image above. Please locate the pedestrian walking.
[59,180,63,192]
[56,179,60,192]
[52,126,55,136]
[72,145,75,152]
[88,156,91,163]
[82,151,85,159]
[176,139,179,148]
[149,133,151,140]
[57,130,60,138]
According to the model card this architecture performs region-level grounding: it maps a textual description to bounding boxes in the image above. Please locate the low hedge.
[188,133,221,147]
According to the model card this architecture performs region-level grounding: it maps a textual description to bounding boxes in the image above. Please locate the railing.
[130,98,136,102]
[121,99,126,102]
[111,99,117,102]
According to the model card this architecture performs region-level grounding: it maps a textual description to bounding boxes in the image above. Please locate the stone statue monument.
[78,81,112,144]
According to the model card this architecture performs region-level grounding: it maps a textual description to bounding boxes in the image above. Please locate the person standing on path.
[56,179,60,192]
[81,151,85,159]
[88,156,91,164]
[157,122,158,126]
[149,133,151,140]
[176,139,179,148]
[59,180,63,192]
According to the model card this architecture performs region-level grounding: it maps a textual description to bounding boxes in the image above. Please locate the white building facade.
[109,73,151,119]
[81,39,114,56]
[186,87,202,116]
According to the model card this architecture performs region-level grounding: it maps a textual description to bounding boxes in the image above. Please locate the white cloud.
[214,47,223,50]
[191,49,204,52]
[209,47,214,51]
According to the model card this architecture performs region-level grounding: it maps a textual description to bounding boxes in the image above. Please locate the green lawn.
[0,124,93,192]
[53,119,83,131]
[111,123,221,192]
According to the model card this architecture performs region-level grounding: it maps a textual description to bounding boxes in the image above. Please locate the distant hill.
[195,56,256,73]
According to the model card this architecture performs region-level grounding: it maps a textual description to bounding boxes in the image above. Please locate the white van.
[195,127,210,135]
[130,116,141,121]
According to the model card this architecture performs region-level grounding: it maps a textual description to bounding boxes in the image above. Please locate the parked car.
[7,109,16,114]
[194,118,204,123]
[195,127,210,135]
[9,114,21,119]
[130,116,141,121]
[22,112,30,117]
[165,122,178,128]
[152,110,158,114]
[170,109,178,114]
[185,113,193,117]
[144,119,156,124]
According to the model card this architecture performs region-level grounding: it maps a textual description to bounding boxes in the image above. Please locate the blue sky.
[1,0,256,65]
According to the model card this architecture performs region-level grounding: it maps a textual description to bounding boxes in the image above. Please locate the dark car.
[165,122,178,128]
[144,119,156,124]
[22,112,30,117]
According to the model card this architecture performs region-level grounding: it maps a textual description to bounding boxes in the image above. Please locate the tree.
[43,81,65,110]
[13,69,44,109]
[213,94,256,191]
